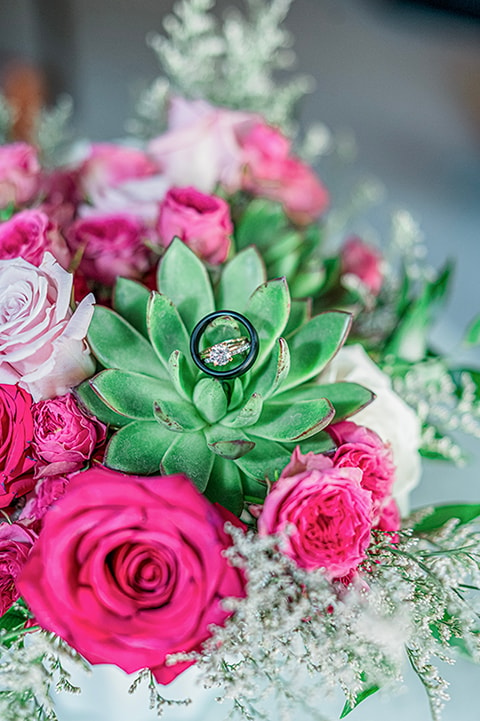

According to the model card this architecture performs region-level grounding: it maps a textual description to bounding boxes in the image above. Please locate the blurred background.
[1,2,480,720]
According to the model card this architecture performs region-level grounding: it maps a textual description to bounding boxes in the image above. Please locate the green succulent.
[76,239,374,515]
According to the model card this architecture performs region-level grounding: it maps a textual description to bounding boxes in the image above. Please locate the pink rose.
[0,384,36,507]
[258,447,373,578]
[157,187,232,264]
[20,474,70,525]
[328,421,396,520]
[39,168,83,229]
[0,522,37,615]
[0,143,40,209]
[375,498,401,537]
[32,393,106,477]
[148,96,256,193]
[0,253,95,401]
[340,237,383,296]
[0,210,71,268]
[19,468,245,683]
[79,143,158,201]
[239,122,329,224]
[66,213,151,285]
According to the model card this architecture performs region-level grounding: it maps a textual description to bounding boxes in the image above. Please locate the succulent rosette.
[77,239,374,514]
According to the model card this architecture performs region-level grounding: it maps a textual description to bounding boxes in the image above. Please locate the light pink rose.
[0,143,40,209]
[79,174,170,226]
[19,468,246,684]
[239,122,330,224]
[340,237,383,296]
[0,253,95,401]
[0,522,37,615]
[0,210,71,268]
[157,186,232,264]
[31,393,106,477]
[67,213,151,286]
[258,447,373,578]
[328,420,396,521]
[0,384,36,507]
[148,96,256,193]
[79,143,158,200]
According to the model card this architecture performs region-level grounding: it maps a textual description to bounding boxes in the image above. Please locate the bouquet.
[0,1,479,719]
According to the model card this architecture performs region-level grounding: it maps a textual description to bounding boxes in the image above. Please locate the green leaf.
[234,436,291,481]
[222,392,263,428]
[340,685,380,718]
[90,370,178,420]
[465,314,480,347]
[289,268,326,299]
[74,380,132,427]
[113,277,150,337]
[275,382,375,421]
[284,430,336,456]
[235,198,288,252]
[283,298,312,338]
[153,398,205,432]
[157,238,214,332]
[280,311,352,392]
[208,439,256,460]
[218,246,266,311]
[193,377,228,424]
[251,398,334,442]
[206,456,244,515]
[147,292,192,369]
[413,504,480,533]
[247,338,290,401]
[0,601,34,648]
[245,278,290,369]
[88,306,166,378]
[104,421,173,474]
[160,431,213,492]
[168,350,194,401]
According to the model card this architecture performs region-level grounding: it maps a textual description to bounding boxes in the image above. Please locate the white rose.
[320,344,422,514]
[0,253,95,401]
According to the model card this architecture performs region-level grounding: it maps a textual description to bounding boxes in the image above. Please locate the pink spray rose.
[19,468,246,683]
[0,253,95,401]
[0,209,71,268]
[258,447,373,579]
[340,236,383,296]
[328,420,396,521]
[0,522,37,615]
[0,384,36,507]
[66,213,151,285]
[239,122,330,224]
[20,474,70,526]
[0,142,40,209]
[31,393,106,477]
[157,186,232,264]
[148,96,256,193]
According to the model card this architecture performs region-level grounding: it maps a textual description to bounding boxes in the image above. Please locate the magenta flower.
[0,384,35,508]
[340,236,383,296]
[0,143,40,209]
[0,209,71,268]
[0,522,37,615]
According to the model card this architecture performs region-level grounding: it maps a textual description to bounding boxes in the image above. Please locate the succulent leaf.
[167,350,194,401]
[234,436,291,482]
[250,398,334,442]
[88,306,166,379]
[157,237,214,332]
[276,382,375,421]
[74,381,132,427]
[113,278,150,337]
[245,338,290,400]
[245,277,290,368]
[206,456,244,515]
[284,298,312,338]
[193,378,228,424]
[218,246,266,311]
[105,421,173,474]
[153,398,205,431]
[91,370,178,420]
[160,431,213,491]
[222,392,263,428]
[147,292,192,369]
[208,439,256,460]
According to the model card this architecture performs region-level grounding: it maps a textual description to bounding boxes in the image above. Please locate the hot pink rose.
[79,143,158,200]
[32,393,106,477]
[0,210,71,268]
[258,447,373,578]
[0,384,35,507]
[328,421,396,520]
[340,237,383,296]
[0,253,95,401]
[0,522,37,615]
[157,187,232,264]
[19,468,245,683]
[0,143,40,209]
[148,96,256,193]
[239,122,329,224]
[67,213,151,285]
[376,498,401,537]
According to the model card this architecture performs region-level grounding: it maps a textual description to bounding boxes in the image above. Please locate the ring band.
[190,311,259,380]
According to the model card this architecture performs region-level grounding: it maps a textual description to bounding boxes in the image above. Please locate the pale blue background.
[2,1,480,719]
